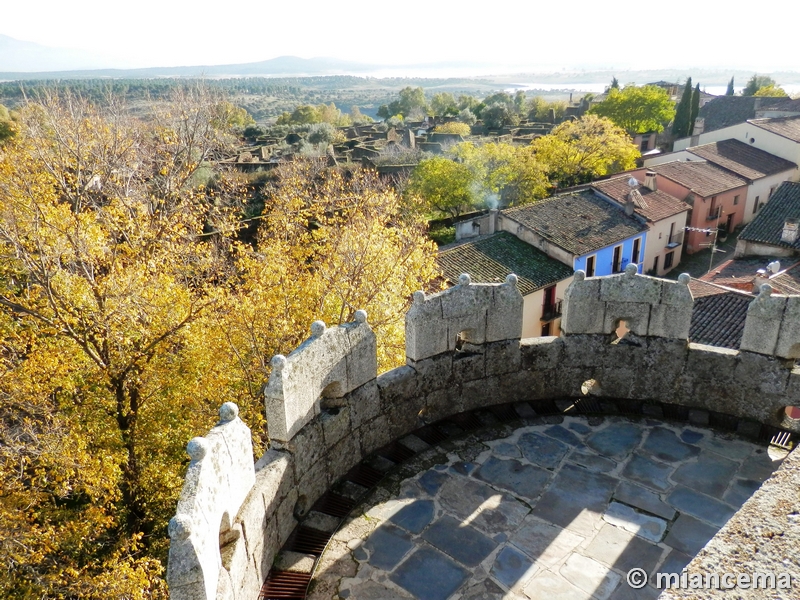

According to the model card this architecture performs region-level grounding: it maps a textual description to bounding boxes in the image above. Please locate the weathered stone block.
[740,288,785,356]
[648,303,692,339]
[320,406,351,449]
[562,276,605,334]
[485,339,522,376]
[405,293,448,362]
[520,336,563,371]
[486,279,524,342]
[289,419,324,477]
[275,488,298,547]
[326,434,362,483]
[452,349,485,382]
[255,450,294,517]
[425,386,463,423]
[377,366,418,411]
[600,270,662,304]
[295,456,331,512]
[602,301,651,336]
[461,376,501,412]
[775,295,800,359]
[735,351,790,396]
[347,380,380,429]
[359,414,392,456]
[410,353,453,395]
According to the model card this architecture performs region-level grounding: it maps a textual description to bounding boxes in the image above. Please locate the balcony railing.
[666,231,684,248]
[541,299,563,322]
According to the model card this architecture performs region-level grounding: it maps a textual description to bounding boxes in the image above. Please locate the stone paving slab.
[316,416,781,600]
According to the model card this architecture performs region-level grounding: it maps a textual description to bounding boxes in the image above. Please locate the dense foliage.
[0,91,439,599]
[589,85,675,134]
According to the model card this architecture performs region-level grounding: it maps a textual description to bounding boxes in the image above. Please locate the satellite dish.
[628,177,638,188]
[767,260,781,274]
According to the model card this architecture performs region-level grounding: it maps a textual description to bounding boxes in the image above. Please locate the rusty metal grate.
[345,464,384,488]
[573,397,602,415]
[661,403,690,421]
[288,526,331,556]
[378,442,416,464]
[259,570,311,599]
[311,492,355,518]
[414,425,450,445]
[530,399,559,415]
[489,404,520,423]
[616,399,643,415]
[451,412,485,430]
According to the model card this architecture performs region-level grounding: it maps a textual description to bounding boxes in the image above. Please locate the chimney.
[624,200,635,216]
[488,209,498,234]
[643,171,658,191]
[781,219,799,244]
[693,117,704,136]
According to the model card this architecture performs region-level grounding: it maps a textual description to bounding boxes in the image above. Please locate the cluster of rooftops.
[438,108,800,348]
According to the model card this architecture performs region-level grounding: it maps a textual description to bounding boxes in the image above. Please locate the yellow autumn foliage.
[0,92,439,598]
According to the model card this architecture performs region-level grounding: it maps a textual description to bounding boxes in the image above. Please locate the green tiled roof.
[437,232,574,295]
[739,182,800,249]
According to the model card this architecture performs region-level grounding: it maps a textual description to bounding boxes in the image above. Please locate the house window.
[640,139,649,152]
[769,187,776,198]
[632,238,641,264]
[664,251,674,269]
[612,245,623,273]
[734,195,740,205]
[753,196,760,214]
[585,255,596,277]
[541,322,552,336]
[653,255,659,274]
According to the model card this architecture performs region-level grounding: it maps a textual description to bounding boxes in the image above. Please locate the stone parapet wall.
[167,270,800,599]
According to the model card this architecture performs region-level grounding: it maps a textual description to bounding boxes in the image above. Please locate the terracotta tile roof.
[591,176,691,223]
[687,278,747,299]
[437,232,574,295]
[686,139,797,182]
[739,182,800,249]
[647,160,747,198]
[690,291,751,350]
[502,190,648,257]
[769,263,800,295]
[699,257,765,293]
[750,115,800,143]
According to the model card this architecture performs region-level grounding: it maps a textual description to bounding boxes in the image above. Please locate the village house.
[591,173,691,276]
[626,162,748,254]
[645,139,798,222]
[437,232,574,338]
[735,181,800,259]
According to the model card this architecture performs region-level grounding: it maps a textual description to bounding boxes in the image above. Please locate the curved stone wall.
[167,267,800,600]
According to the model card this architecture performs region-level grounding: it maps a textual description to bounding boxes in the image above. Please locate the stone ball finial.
[574,270,586,282]
[219,402,239,422]
[624,263,638,277]
[678,273,691,285]
[759,283,773,298]
[310,320,327,337]
[354,309,368,324]
[413,290,425,304]
[186,437,209,461]
[271,354,287,372]
[168,514,192,540]
[458,273,471,286]
[505,273,518,287]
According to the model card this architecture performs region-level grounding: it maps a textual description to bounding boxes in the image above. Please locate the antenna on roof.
[628,189,649,210]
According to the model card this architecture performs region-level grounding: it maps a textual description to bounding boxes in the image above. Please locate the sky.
[3,0,800,73]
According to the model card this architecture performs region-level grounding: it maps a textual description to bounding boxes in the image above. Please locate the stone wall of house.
[167,267,800,600]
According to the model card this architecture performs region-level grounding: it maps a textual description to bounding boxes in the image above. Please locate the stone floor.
[306,416,786,600]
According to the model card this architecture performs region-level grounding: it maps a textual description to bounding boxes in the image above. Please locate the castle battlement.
[167,268,800,600]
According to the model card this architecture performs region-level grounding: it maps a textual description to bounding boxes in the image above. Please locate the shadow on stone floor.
[305,416,784,600]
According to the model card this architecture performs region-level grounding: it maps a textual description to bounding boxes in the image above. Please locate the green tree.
[434,122,471,136]
[589,85,675,134]
[450,142,549,207]
[378,87,429,120]
[431,92,458,116]
[532,115,640,187]
[672,78,693,138]
[407,157,477,218]
[742,75,778,96]
[726,77,735,96]
[610,77,620,90]
[457,108,477,125]
[753,84,788,97]
[689,83,701,134]
[482,103,519,129]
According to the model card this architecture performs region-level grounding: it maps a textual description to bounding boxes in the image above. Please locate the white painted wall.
[643,214,688,275]
[520,276,574,339]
